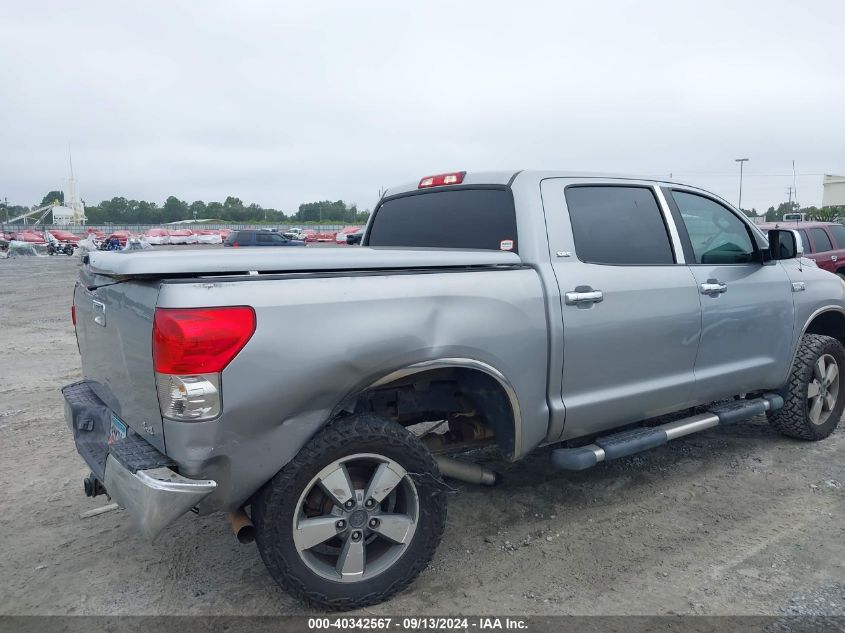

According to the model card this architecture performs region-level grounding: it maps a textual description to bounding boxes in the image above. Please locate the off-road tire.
[252,414,447,610]
[767,334,845,440]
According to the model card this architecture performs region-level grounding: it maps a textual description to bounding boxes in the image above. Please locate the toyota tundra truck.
[63,170,845,609]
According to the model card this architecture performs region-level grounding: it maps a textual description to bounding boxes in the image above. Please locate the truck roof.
[383,170,718,199]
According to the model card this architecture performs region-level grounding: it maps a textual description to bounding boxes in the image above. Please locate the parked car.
[144,229,171,245]
[223,229,306,247]
[283,227,305,240]
[315,230,336,242]
[334,226,361,244]
[64,170,844,610]
[48,229,81,244]
[346,229,364,245]
[302,229,317,243]
[759,221,845,277]
[167,229,197,245]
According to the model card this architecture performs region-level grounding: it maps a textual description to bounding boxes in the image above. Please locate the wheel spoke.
[825,363,838,386]
[807,380,821,399]
[825,392,836,411]
[364,462,406,504]
[374,513,414,544]
[336,536,365,579]
[318,464,355,507]
[294,516,340,551]
[814,357,826,381]
[809,395,824,424]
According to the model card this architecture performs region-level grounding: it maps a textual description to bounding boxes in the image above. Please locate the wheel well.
[349,367,517,457]
[805,310,845,350]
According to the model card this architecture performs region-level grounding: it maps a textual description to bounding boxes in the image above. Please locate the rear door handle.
[699,281,727,295]
[565,290,603,305]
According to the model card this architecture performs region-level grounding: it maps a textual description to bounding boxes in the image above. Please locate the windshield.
[366,188,518,252]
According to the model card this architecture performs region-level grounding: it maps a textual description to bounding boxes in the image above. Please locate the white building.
[822,174,845,207]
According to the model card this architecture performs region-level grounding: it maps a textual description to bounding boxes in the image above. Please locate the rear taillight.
[153,307,256,374]
[418,171,466,188]
[153,307,256,421]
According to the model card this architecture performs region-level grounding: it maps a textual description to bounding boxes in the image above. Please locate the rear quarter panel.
[158,267,549,511]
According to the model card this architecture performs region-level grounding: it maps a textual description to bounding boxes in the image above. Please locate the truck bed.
[85,246,522,277]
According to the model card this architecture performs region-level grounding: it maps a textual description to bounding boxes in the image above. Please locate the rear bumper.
[62,381,217,539]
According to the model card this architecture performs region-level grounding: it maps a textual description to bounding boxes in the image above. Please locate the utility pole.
[735,158,749,210]
[786,186,794,209]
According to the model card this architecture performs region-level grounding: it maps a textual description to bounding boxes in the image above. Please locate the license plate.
[108,414,127,444]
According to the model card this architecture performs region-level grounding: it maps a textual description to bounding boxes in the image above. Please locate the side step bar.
[551,393,784,471]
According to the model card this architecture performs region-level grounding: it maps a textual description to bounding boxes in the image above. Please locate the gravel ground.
[0,253,843,616]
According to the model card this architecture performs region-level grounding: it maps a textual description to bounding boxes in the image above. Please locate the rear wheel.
[252,414,446,609]
[767,334,845,440]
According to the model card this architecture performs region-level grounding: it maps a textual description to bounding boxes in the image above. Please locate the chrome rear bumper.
[103,455,217,539]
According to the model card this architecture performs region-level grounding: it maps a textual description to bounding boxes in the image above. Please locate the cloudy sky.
[1,1,843,213]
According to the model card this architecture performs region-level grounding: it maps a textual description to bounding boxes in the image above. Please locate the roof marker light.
[418,171,466,189]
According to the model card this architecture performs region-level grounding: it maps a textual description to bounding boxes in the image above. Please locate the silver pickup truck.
[64,170,845,609]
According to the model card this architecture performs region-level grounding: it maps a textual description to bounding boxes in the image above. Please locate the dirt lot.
[0,253,843,616]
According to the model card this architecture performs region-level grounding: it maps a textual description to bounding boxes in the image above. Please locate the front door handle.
[700,281,728,295]
[831,255,838,262]
[565,290,603,305]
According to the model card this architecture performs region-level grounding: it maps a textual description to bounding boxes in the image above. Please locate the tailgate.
[73,279,165,452]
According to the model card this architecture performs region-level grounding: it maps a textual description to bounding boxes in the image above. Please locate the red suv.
[759,221,845,278]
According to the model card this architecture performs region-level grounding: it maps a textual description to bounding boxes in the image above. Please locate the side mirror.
[768,229,803,260]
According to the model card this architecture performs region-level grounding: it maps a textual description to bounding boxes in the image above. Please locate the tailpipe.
[435,456,501,486]
[226,508,255,544]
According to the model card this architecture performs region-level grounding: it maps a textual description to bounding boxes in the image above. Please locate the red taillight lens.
[71,305,76,326]
[418,171,466,188]
[153,307,256,374]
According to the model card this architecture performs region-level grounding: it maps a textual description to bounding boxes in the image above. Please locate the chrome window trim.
[653,186,686,265]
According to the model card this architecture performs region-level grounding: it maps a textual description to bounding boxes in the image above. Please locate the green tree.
[40,190,64,207]
[224,196,244,209]
[189,200,207,219]
[162,196,188,223]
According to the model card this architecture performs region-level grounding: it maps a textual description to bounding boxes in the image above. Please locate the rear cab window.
[564,185,674,265]
[366,188,518,252]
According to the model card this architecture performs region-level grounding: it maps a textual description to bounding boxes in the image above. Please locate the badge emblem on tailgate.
[92,300,106,327]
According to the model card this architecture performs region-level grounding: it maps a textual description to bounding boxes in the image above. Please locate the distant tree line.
[1,192,370,225]
[741,202,845,222]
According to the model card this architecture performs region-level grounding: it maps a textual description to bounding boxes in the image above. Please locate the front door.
[664,188,795,401]
[541,180,702,441]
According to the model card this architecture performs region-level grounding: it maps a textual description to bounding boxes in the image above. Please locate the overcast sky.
[1,0,843,213]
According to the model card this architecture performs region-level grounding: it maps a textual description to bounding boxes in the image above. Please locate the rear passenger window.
[827,224,845,248]
[256,233,273,244]
[811,228,834,252]
[564,186,674,265]
[671,191,755,265]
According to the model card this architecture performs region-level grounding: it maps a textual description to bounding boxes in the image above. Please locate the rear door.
[807,226,840,273]
[665,189,795,401]
[824,224,845,276]
[541,180,702,440]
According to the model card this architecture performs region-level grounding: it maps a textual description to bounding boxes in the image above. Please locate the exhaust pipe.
[226,508,255,544]
[435,456,501,486]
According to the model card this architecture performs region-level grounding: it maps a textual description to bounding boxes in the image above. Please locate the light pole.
[735,158,749,210]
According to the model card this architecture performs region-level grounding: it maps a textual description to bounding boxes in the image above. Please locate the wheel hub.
[347,508,368,529]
